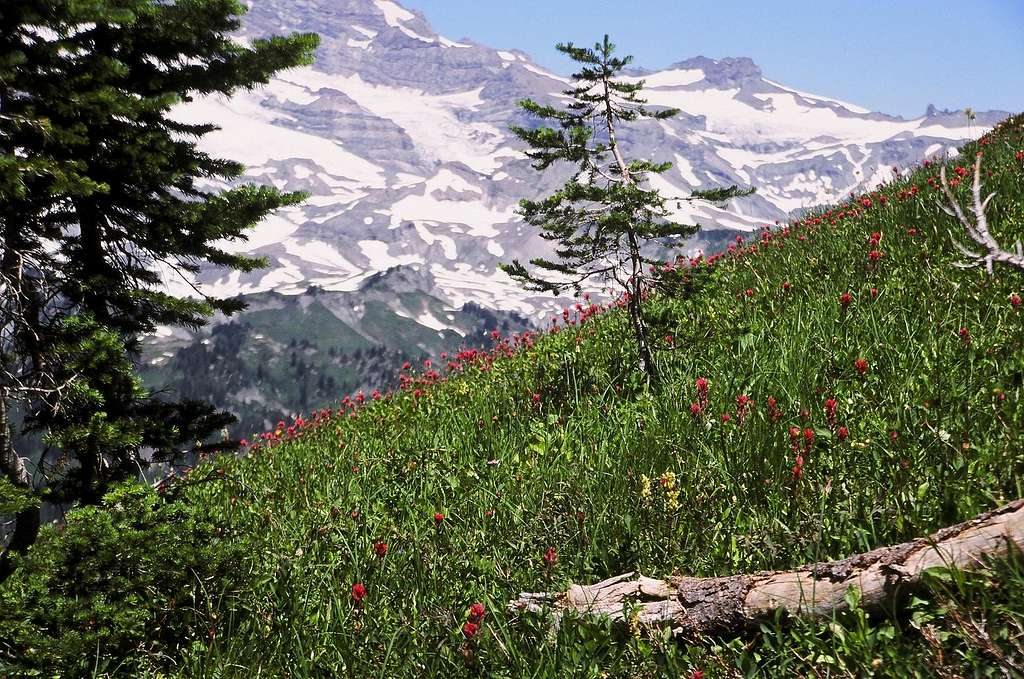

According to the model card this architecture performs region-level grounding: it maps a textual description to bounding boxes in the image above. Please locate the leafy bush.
[0,481,245,676]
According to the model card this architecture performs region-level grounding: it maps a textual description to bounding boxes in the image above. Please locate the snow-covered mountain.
[172,0,1006,322]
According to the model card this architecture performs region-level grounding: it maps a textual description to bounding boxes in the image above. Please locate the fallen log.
[510,499,1024,635]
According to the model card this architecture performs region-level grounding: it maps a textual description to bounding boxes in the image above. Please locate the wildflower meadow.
[136,115,1024,676]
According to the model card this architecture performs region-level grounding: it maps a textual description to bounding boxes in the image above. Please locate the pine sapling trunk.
[603,63,657,380]
[626,234,656,380]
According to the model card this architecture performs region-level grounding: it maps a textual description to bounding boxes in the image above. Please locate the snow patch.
[359,240,424,268]
[439,36,471,48]
[416,309,450,331]
[351,25,378,39]
[762,78,871,115]
[622,68,704,88]
[278,69,500,173]
[171,92,386,188]
[426,168,483,195]
[389,192,514,238]
[374,0,415,25]
[283,240,359,273]
[520,62,566,82]
[413,222,458,260]
[673,154,700,186]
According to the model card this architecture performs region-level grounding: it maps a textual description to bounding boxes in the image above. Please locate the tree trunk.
[510,499,1024,636]
[626,270,656,380]
[0,391,40,582]
[602,64,657,381]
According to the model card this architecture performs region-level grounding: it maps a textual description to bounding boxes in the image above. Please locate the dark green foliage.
[0,481,245,675]
[0,0,318,539]
[504,35,751,379]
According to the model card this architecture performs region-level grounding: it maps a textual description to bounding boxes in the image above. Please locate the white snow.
[171,91,386,188]
[303,191,364,207]
[396,25,435,44]
[497,51,516,61]
[426,168,483,195]
[642,85,916,146]
[430,263,542,317]
[413,222,458,260]
[369,1,435,44]
[394,173,426,188]
[347,38,372,49]
[416,309,450,331]
[220,211,303,252]
[762,78,872,115]
[486,240,504,257]
[283,240,359,273]
[363,216,374,225]
[622,68,704,88]
[520,62,566,82]
[276,69,502,173]
[358,240,424,268]
[439,36,471,48]
[374,0,415,25]
[351,25,378,39]
[388,191,514,238]
[204,256,305,297]
[673,154,701,186]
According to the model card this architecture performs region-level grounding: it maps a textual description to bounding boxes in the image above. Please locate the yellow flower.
[628,609,641,637]
[640,475,652,505]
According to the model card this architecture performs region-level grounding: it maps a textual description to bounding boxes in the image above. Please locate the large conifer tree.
[504,36,751,379]
[0,0,318,570]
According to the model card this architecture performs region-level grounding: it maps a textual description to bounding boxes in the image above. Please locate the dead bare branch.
[940,155,1024,274]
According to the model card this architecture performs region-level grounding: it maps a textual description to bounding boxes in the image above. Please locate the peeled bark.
[510,500,1024,635]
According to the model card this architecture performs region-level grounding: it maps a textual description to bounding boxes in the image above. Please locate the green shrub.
[0,481,245,676]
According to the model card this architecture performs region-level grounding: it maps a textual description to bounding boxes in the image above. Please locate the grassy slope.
[179,116,1024,677]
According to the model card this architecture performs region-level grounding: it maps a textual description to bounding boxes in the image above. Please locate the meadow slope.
[172,114,1024,677]
[8,115,1023,677]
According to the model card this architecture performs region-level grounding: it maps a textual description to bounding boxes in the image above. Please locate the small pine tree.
[503,35,752,379]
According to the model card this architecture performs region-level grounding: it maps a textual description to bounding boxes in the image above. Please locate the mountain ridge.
[181,0,1004,324]
[147,0,1009,426]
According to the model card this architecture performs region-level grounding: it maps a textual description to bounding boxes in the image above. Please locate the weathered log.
[510,500,1024,635]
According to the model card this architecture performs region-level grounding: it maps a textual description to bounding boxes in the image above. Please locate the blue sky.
[401,0,1023,119]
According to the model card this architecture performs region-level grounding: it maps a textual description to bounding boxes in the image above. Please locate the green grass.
[166,115,1024,677]
[11,116,1024,677]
